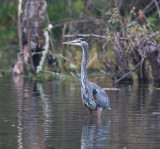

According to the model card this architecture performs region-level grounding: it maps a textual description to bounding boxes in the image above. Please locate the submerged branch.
[110,58,144,86]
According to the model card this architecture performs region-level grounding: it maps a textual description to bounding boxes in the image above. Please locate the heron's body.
[63,38,111,118]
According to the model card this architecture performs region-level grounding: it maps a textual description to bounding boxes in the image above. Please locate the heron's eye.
[78,38,86,42]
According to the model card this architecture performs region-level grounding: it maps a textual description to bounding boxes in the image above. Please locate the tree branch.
[18,0,23,54]
[49,51,80,76]
[18,0,28,75]
[110,58,144,86]
[64,34,106,39]
[154,0,160,19]
[114,0,123,29]
[37,30,50,73]
[40,70,65,77]
[52,18,103,29]
[143,1,155,13]
[64,33,129,40]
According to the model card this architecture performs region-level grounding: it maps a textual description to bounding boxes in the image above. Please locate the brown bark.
[145,40,160,83]
[112,36,132,81]
[137,60,149,83]
[131,48,149,83]
[0,65,4,75]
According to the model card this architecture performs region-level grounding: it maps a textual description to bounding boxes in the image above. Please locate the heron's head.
[62,38,87,47]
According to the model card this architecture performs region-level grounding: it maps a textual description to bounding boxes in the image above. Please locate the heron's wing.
[89,82,111,109]
[81,82,97,110]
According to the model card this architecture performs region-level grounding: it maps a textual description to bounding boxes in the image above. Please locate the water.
[0,76,160,149]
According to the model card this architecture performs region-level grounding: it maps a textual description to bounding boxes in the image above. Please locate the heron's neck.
[81,45,88,83]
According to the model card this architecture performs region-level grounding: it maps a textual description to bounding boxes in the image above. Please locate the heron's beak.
[62,42,74,45]
[62,39,79,45]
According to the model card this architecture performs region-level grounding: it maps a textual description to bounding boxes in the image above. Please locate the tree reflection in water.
[13,77,51,149]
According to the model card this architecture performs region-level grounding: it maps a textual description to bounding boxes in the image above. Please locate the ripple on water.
[0,77,160,149]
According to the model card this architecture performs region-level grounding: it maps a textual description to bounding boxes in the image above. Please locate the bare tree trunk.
[136,38,160,84]
[0,65,4,75]
[18,0,23,57]
[137,60,149,83]
[12,0,47,76]
[112,36,132,81]
[145,40,160,83]
[23,0,47,73]
[131,49,149,83]
[12,0,28,76]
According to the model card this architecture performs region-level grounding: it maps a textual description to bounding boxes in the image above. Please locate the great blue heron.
[62,38,111,118]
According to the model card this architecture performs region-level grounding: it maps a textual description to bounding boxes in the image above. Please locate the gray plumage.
[63,38,111,111]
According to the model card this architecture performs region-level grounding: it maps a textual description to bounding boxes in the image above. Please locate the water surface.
[0,76,160,149]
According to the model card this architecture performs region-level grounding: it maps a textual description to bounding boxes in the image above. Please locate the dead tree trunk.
[0,65,4,75]
[145,40,160,84]
[12,0,47,75]
[137,59,149,83]
[112,36,132,82]
[132,49,149,83]
[136,38,160,84]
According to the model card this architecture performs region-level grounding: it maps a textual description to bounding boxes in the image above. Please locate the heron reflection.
[81,120,111,149]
